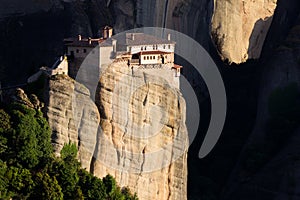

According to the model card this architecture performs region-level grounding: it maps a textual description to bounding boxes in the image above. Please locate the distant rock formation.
[211,0,277,64]
[221,15,300,200]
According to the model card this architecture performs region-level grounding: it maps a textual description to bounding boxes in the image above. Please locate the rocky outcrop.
[44,63,188,199]
[221,15,300,200]
[91,61,188,200]
[45,75,100,171]
[211,0,277,64]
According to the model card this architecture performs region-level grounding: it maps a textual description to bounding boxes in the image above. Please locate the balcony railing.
[130,59,140,64]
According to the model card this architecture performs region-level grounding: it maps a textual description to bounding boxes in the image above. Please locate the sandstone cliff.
[44,64,188,200]
[44,75,100,171]
[91,61,188,200]
[211,0,277,64]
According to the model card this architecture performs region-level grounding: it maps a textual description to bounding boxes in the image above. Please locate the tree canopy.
[0,102,138,200]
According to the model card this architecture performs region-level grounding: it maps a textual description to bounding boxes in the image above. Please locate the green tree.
[0,109,10,154]
[78,169,107,200]
[52,143,81,199]
[31,171,63,200]
[0,161,13,199]
[5,165,34,199]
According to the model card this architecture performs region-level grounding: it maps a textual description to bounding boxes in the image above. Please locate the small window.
[141,47,143,51]
[168,45,170,49]
[145,46,147,50]
[83,49,87,53]
[144,56,146,60]
[163,45,166,49]
[76,49,79,53]
[147,56,149,60]
[153,45,155,50]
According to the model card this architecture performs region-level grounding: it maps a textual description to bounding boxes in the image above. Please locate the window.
[168,45,170,49]
[153,45,155,50]
[144,56,146,60]
[163,45,166,49]
[83,49,87,53]
[147,56,149,60]
[145,46,147,50]
[76,49,79,53]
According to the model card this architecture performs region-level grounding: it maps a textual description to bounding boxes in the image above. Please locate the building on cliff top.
[27,55,68,83]
[63,26,182,88]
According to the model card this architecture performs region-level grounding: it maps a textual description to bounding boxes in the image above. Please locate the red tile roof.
[173,64,183,69]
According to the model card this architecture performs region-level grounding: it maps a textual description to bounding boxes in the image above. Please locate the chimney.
[131,33,135,40]
[78,35,82,41]
[88,37,92,45]
[167,33,171,41]
[103,26,113,39]
[112,39,117,53]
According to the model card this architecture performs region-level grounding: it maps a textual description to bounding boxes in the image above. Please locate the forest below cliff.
[0,98,138,200]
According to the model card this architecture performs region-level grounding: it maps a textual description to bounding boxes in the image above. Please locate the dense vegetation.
[0,102,138,200]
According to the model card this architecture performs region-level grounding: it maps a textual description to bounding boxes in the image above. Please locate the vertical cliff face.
[211,0,277,64]
[220,15,300,200]
[45,75,100,171]
[45,62,188,200]
[91,61,188,200]
[129,0,214,48]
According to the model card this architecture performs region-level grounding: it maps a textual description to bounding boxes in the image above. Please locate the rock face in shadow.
[211,0,277,64]
[220,15,300,200]
[0,0,112,85]
[91,61,188,200]
[131,0,214,49]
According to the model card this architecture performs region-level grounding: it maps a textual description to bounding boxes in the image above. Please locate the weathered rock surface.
[211,0,277,64]
[44,75,100,171]
[91,61,188,200]
[221,15,300,200]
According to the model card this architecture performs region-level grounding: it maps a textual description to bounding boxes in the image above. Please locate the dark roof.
[114,33,175,46]
[64,38,105,47]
